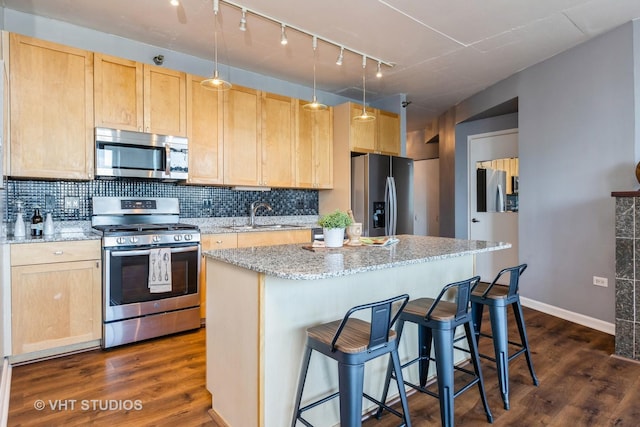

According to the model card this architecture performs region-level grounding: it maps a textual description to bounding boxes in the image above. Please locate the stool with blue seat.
[470,263,539,410]
[291,294,412,427]
[376,276,493,427]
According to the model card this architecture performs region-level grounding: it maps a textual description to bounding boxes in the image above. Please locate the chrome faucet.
[250,201,272,226]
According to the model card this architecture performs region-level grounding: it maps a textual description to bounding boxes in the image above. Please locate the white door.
[468,129,519,283]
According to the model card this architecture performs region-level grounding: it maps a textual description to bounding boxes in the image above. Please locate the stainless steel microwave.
[95,127,188,180]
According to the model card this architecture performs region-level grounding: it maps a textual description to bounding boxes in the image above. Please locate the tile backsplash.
[2,178,318,223]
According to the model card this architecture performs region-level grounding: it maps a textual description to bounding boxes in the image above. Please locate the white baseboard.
[0,357,11,427]
[520,297,615,335]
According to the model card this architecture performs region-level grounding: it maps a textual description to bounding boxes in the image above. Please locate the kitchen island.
[204,235,510,427]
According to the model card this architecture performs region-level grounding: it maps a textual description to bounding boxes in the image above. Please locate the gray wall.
[446,20,639,324]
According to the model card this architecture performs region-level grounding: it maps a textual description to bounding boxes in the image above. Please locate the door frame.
[467,128,519,280]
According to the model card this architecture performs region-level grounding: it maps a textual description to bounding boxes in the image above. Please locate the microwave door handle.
[165,144,171,176]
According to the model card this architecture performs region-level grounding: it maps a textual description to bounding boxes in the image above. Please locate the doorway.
[468,129,519,282]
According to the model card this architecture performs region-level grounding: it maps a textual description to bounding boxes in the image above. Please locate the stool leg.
[418,325,433,387]
[390,347,413,427]
[432,328,455,427]
[512,300,540,386]
[376,319,406,418]
[471,302,484,342]
[338,361,365,427]
[291,345,313,427]
[488,305,510,410]
[465,322,493,423]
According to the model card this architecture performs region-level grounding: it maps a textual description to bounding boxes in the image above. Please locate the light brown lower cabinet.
[200,229,311,319]
[10,240,102,360]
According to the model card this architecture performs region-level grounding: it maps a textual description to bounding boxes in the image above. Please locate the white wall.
[413,159,439,236]
[445,20,639,324]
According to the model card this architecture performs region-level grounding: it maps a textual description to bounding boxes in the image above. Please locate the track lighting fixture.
[336,47,344,66]
[354,55,375,122]
[303,36,328,112]
[280,24,288,46]
[376,61,382,78]
[170,0,179,6]
[201,0,232,91]
[239,8,247,31]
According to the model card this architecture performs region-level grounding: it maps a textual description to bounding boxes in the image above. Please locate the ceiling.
[2,0,640,132]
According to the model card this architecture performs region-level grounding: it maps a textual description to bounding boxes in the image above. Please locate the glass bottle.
[31,208,43,237]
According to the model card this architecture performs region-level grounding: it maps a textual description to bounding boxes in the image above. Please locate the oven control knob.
[184,234,192,241]
[116,237,126,245]
[174,235,182,241]
[130,236,139,244]
[153,235,161,243]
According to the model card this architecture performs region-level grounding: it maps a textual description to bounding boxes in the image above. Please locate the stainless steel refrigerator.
[351,154,414,237]
[477,168,506,212]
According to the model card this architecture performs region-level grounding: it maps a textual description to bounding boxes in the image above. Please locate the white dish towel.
[148,248,172,293]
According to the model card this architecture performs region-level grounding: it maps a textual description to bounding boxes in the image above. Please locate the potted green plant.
[318,209,353,248]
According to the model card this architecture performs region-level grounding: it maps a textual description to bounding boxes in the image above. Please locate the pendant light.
[354,55,375,122]
[201,0,231,91]
[303,36,328,111]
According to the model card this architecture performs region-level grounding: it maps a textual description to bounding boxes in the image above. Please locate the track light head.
[376,61,382,78]
[239,8,247,31]
[336,47,344,66]
[280,24,288,45]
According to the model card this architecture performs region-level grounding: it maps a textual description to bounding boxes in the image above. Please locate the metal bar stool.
[470,263,539,410]
[291,294,412,427]
[377,276,493,427]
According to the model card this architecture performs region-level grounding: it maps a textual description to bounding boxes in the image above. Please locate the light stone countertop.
[204,234,511,280]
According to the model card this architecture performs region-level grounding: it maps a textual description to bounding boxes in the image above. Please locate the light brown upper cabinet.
[94,53,187,136]
[186,74,224,185]
[261,92,296,188]
[9,33,95,180]
[223,85,262,186]
[376,108,401,155]
[335,102,400,156]
[296,101,333,189]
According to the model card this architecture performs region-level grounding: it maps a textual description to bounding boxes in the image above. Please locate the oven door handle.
[110,246,199,257]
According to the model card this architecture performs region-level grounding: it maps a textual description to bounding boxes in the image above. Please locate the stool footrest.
[297,391,339,414]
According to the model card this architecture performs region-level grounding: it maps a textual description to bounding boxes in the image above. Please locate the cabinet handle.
[216,240,223,244]
[53,250,64,255]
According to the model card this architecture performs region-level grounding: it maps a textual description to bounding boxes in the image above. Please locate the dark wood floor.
[8,307,640,426]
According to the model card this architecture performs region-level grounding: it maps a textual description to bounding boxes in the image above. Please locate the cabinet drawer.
[202,233,238,250]
[11,240,101,266]
[237,229,311,248]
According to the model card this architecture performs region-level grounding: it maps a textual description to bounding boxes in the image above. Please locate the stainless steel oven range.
[92,197,200,349]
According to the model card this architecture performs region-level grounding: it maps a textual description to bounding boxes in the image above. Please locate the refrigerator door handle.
[385,176,398,236]
[384,177,390,235]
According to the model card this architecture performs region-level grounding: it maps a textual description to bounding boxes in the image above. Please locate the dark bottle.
[31,208,43,237]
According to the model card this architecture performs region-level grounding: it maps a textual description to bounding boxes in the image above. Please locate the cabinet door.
[261,93,295,187]
[144,65,187,136]
[11,259,102,355]
[296,103,333,189]
[187,74,224,185]
[94,53,143,131]
[223,85,261,186]
[237,229,311,248]
[200,233,238,320]
[313,106,334,189]
[348,102,377,153]
[377,109,400,155]
[9,34,94,180]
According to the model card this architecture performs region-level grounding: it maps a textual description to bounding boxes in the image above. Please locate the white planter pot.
[323,228,345,248]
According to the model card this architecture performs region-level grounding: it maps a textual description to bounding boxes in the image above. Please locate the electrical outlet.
[64,197,80,210]
[593,276,608,287]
